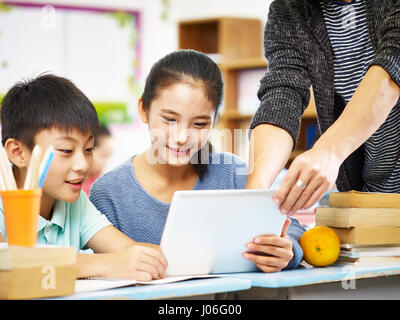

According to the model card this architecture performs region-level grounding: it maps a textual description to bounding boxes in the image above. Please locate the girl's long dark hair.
[141,50,224,180]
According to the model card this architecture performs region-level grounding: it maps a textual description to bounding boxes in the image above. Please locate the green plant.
[0,1,12,70]
[161,0,170,21]
[0,1,11,12]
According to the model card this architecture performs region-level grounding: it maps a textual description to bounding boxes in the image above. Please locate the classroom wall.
[1,0,273,171]
[5,0,272,81]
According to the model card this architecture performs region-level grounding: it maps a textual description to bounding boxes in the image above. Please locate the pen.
[38,145,54,188]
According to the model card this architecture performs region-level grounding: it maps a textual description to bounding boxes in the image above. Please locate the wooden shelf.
[302,88,317,118]
[179,17,263,61]
[219,109,253,121]
[290,149,305,161]
[302,103,317,119]
[218,58,268,71]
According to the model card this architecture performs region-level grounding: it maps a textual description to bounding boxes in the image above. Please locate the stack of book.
[316,190,400,264]
[0,243,77,299]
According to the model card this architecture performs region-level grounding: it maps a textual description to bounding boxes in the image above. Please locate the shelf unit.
[178,17,318,165]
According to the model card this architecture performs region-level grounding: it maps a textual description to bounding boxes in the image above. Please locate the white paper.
[75,278,137,293]
[75,274,221,293]
[138,274,221,285]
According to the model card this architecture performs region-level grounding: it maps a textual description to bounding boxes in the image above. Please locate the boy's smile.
[65,178,85,190]
[32,127,94,218]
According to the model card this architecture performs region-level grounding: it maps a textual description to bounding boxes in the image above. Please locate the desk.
[227,263,400,300]
[48,277,252,300]
[47,263,400,300]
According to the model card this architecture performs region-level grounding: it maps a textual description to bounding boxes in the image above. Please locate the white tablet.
[160,189,286,276]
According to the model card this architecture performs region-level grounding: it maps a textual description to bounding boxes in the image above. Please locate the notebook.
[160,189,286,276]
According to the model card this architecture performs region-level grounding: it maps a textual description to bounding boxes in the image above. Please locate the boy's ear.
[4,138,31,168]
[138,97,149,124]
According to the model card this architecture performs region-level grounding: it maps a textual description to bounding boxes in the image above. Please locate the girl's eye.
[163,117,176,123]
[194,123,208,128]
[85,147,94,153]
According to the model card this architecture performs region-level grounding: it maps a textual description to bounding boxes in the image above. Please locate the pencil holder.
[1,188,42,247]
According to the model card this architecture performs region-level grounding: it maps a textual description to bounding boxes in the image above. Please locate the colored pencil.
[38,145,54,188]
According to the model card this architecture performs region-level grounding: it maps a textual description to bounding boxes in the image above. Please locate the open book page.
[138,274,221,285]
[75,278,137,293]
[75,274,222,293]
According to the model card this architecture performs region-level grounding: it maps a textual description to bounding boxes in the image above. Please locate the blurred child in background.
[83,125,113,195]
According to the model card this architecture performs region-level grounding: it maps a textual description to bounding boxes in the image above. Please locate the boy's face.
[34,127,94,203]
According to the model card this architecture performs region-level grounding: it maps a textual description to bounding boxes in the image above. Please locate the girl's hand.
[273,146,341,215]
[243,218,293,273]
[104,245,168,281]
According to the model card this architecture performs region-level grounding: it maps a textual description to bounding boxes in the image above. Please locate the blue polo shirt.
[0,191,111,251]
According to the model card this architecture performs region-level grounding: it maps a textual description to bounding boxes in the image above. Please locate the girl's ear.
[4,138,30,168]
[138,97,149,124]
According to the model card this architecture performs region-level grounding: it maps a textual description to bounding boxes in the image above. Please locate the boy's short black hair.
[1,73,99,149]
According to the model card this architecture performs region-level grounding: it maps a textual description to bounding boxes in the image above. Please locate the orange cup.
[1,189,42,247]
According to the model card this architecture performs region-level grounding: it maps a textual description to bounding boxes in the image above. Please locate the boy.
[0,74,167,281]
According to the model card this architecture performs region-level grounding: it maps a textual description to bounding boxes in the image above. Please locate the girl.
[90,50,306,272]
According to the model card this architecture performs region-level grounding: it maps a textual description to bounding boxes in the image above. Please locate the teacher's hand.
[273,146,341,215]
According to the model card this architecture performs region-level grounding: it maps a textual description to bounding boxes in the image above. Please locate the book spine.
[332,227,400,245]
[316,208,352,228]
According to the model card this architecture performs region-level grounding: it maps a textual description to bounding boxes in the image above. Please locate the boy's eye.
[57,149,72,154]
[85,147,94,153]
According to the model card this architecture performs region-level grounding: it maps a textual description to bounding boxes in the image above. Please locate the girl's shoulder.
[195,151,248,190]
[91,158,134,189]
[205,151,248,184]
[208,151,248,169]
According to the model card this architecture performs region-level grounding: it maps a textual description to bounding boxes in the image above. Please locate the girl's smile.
[168,145,190,157]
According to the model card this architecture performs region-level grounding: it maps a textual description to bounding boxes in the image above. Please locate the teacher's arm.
[246,1,311,190]
[276,0,400,213]
[276,65,400,215]
[246,124,293,190]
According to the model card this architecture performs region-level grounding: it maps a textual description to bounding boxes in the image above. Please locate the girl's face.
[140,82,216,167]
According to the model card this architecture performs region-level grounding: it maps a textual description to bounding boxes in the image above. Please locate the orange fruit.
[299,226,341,267]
